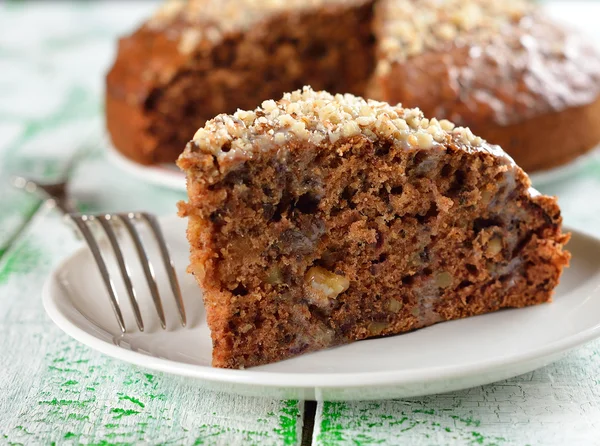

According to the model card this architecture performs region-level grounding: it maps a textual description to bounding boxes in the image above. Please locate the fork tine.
[70,215,126,333]
[97,215,145,332]
[140,213,187,327]
[118,213,167,330]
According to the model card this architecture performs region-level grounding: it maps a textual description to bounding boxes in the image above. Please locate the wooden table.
[1,2,600,444]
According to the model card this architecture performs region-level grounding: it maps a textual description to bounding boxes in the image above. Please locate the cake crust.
[178,87,570,369]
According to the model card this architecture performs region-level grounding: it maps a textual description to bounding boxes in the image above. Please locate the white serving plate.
[44,216,600,401]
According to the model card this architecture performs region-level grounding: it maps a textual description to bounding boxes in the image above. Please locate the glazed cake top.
[377,0,532,63]
[187,87,512,162]
[375,0,600,125]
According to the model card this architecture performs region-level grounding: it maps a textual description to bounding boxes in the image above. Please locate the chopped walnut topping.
[377,0,532,63]
[416,133,434,149]
[184,87,511,168]
[439,119,456,132]
[406,134,419,147]
[178,28,203,55]
[150,0,185,25]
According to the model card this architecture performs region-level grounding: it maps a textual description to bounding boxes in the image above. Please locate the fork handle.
[12,176,77,214]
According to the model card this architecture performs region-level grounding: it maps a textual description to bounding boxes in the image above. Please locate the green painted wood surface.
[312,346,600,445]
[0,205,304,445]
[0,3,303,444]
[2,1,600,445]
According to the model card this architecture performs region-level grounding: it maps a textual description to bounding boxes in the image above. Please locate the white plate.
[44,216,600,401]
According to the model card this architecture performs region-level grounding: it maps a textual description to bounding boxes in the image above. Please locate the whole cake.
[372,0,600,172]
[107,0,600,172]
[177,87,570,369]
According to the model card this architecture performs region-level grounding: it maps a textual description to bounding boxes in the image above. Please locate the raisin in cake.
[107,0,600,172]
[177,87,570,369]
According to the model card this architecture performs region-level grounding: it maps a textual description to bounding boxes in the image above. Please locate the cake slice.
[177,87,570,369]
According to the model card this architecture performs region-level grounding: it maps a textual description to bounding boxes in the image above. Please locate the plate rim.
[43,221,600,389]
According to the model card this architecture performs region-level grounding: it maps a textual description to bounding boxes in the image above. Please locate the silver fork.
[12,175,186,333]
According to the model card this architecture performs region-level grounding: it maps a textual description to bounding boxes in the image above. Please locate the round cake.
[106,0,600,172]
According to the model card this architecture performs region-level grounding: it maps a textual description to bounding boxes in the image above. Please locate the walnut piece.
[305,266,350,299]
[435,271,453,289]
[481,189,493,205]
[266,266,284,285]
[387,298,404,313]
[486,235,503,256]
[368,321,389,336]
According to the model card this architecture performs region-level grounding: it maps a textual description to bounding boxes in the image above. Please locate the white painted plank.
[313,342,600,445]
